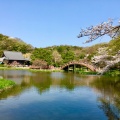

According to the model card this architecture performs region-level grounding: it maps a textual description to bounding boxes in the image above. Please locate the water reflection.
[0,71,97,98]
[90,76,120,120]
[0,70,120,120]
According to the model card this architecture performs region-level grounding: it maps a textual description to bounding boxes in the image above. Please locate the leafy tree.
[57,45,68,53]
[32,59,47,69]
[0,34,33,54]
[79,53,85,59]
[0,34,8,41]
[108,37,120,55]
[62,50,75,63]
[31,48,52,65]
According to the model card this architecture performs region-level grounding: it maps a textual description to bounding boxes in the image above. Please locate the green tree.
[0,34,33,54]
[108,37,120,55]
[62,50,75,63]
[32,59,47,69]
[79,53,85,59]
[31,48,52,65]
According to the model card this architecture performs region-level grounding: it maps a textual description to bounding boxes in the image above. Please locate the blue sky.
[0,0,120,48]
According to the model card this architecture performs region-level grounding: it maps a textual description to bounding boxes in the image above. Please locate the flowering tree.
[92,48,120,74]
[99,53,120,74]
[77,19,120,43]
[52,50,62,66]
[78,19,120,74]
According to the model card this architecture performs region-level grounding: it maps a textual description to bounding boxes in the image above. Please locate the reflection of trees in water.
[0,83,31,100]
[1,70,120,120]
[31,72,52,94]
[0,71,33,100]
[1,70,120,119]
[99,98,120,120]
[90,76,120,120]
[0,70,33,84]
[60,77,75,90]
[0,72,97,99]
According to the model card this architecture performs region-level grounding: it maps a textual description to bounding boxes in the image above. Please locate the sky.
[0,0,120,48]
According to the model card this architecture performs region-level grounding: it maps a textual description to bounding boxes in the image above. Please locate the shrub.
[0,79,15,89]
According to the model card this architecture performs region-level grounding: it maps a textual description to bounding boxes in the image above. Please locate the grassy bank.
[0,66,29,70]
[104,70,120,76]
[77,71,97,75]
[0,66,119,76]
[29,69,63,72]
[0,78,15,92]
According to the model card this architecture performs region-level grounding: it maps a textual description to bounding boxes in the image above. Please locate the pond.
[0,70,120,120]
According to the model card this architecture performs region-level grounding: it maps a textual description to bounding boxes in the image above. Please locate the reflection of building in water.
[0,70,32,84]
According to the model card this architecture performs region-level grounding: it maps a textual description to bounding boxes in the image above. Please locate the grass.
[0,66,119,76]
[77,71,97,75]
[104,70,120,76]
[29,69,63,72]
[0,66,29,70]
[0,78,15,91]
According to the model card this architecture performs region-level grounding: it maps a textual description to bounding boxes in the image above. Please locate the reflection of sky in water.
[0,70,32,84]
[0,86,107,120]
[0,87,97,108]
[0,70,32,76]
[0,70,119,120]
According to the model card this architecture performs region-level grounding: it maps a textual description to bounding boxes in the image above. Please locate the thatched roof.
[3,51,25,60]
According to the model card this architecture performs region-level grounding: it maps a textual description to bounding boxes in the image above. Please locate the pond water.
[0,70,120,120]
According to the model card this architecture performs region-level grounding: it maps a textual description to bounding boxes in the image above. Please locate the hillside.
[0,34,34,56]
[0,33,120,72]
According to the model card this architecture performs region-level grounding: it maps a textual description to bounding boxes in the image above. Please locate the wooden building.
[2,51,30,66]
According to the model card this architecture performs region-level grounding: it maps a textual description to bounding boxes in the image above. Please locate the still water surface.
[0,70,120,120]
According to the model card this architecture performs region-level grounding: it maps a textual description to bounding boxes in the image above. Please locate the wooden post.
[68,65,69,72]
[73,64,76,73]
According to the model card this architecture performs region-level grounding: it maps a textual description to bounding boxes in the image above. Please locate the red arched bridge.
[61,61,97,72]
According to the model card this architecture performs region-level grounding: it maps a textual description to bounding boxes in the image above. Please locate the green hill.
[0,33,34,56]
[0,33,120,69]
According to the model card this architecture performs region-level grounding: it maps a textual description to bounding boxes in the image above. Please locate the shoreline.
[0,67,119,76]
